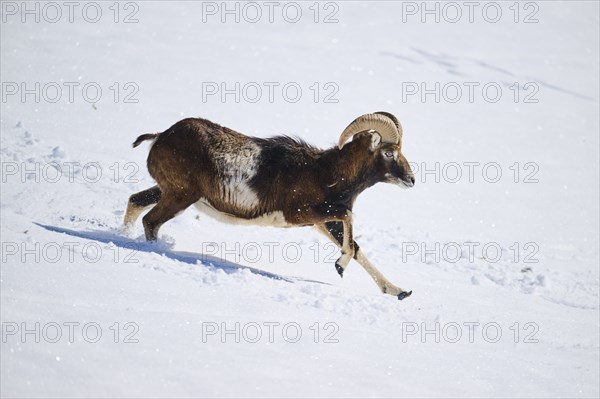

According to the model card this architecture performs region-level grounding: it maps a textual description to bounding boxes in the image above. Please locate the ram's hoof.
[335,262,344,278]
[397,290,412,300]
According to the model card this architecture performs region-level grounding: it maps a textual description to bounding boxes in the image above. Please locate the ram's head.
[338,112,415,188]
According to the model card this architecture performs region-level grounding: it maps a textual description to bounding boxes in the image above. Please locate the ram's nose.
[402,175,415,188]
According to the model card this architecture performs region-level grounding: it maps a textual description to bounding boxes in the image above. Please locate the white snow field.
[1,1,599,397]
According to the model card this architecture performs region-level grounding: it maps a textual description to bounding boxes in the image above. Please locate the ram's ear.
[370,132,382,151]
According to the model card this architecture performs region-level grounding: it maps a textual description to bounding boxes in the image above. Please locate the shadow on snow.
[34,222,328,286]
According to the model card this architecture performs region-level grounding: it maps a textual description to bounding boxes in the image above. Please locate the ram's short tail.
[132,133,160,148]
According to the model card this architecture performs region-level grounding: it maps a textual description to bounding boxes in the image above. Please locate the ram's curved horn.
[374,111,403,139]
[338,113,401,149]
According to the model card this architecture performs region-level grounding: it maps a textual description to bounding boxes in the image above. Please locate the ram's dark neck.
[317,140,379,209]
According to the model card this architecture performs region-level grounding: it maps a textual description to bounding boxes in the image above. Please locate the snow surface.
[1,1,599,397]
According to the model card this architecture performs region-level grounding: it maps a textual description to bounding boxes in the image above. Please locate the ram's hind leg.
[142,191,198,241]
[317,222,412,300]
[124,186,162,229]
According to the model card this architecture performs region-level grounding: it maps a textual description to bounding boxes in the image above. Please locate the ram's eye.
[384,151,394,158]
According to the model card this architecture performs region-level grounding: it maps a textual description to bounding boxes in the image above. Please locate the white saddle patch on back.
[213,142,261,210]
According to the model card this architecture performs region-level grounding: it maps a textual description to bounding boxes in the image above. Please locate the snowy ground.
[1,1,599,397]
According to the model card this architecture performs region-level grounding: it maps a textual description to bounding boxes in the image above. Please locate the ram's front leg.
[316,221,412,300]
[294,205,354,276]
[333,215,354,277]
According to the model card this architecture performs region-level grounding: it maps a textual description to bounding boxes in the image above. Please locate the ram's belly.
[194,198,291,227]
